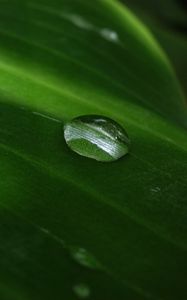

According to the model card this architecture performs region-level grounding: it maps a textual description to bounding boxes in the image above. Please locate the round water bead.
[64,115,130,162]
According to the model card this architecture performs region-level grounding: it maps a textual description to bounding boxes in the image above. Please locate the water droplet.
[100,28,119,43]
[61,13,94,30]
[64,115,130,162]
[150,187,161,193]
[73,283,90,299]
[70,247,101,270]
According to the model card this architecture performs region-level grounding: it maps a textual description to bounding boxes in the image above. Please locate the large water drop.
[64,115,130,162]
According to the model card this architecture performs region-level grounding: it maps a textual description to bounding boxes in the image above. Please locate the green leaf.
[120,0,187,96]
[0,0,187,299]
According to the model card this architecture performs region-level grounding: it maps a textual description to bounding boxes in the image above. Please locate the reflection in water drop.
[70,247,101,270]
[100,28,119,43]
[73,283,90,299]
[64,115,130,162]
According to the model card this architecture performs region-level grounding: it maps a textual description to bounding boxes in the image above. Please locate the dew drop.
[150,187,161,193]
[70,247,101,270]
[73,283,90,299]
[64,115,130,162]
[100,28,119,43]
[61,13,94,30]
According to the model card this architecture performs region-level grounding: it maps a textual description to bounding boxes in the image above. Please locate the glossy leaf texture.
[0,0,187,299]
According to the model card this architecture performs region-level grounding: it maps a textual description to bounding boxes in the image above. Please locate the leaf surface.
[0,1,187,299]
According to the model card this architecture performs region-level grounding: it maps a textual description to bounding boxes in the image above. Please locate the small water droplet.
[100,28,119,43]
[150,187,161,193]
[73,283,90,299]
[70,247,101,270]
[61,13,94,30]
[64,115,130,162]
